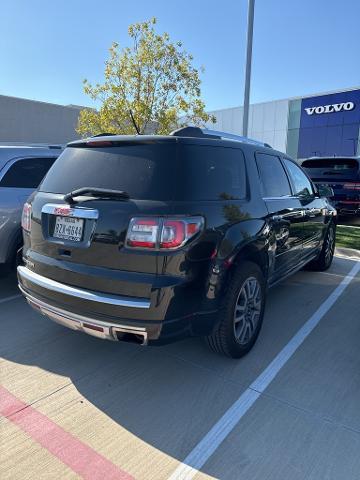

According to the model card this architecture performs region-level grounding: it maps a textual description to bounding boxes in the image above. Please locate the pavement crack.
[3,382,73,420]
[258,389,360,436]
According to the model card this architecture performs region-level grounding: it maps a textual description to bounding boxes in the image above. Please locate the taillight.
[21,203,32,232]
[126,217,204,250]
[343,183,360,190]
[126,218,159,249]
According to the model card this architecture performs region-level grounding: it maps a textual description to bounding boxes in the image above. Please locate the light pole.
[242,0,255,137]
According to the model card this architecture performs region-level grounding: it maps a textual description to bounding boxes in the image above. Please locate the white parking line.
[168,261,360,480]
[0,294,22,305]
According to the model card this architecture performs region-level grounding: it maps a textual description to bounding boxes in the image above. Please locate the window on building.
[283,159,314,197]
[255,153,291,198]
[0,157,56,188]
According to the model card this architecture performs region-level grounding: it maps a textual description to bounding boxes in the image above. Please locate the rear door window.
[255,153,291,197]
[0,157,56,188]
[283,159,314,197]
[178,145,246,200]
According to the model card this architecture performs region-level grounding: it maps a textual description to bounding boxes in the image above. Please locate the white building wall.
[207,99,290,152]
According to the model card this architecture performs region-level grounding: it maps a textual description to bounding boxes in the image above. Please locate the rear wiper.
[63,187,130,204]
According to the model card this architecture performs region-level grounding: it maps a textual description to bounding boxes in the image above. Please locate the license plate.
[53,216,84,242]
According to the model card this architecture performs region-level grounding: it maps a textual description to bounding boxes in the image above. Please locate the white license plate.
[54,216,84,242]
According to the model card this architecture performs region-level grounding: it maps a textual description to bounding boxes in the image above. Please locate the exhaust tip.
[114,330,147,346]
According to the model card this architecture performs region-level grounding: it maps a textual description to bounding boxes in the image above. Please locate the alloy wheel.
[325,226,335,265]
[233,276,262,345]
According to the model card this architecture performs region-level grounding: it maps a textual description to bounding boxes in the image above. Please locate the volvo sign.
[305,101,355,115]
[298,89,360,158]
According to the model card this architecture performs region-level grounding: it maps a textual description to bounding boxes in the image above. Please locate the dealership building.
[0,94,84,145]
[0,87,359,158]
[207,86,360,159]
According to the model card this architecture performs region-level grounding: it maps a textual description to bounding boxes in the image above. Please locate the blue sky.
[1,0,359,111]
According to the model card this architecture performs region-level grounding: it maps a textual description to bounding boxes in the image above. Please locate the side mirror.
[317,184,334,198]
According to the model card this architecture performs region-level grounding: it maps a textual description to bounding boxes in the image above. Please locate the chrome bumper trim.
[41,203,99,219]
[18,285,148,345]
[17,266,151,309]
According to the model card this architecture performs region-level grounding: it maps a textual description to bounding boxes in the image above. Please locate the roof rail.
[170,126,271,148]
[0,142,64,149]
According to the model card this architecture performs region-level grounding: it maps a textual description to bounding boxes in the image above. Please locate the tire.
[307,222,336,271]
[15,245,23,268]
[5,242,23,271]
[206,261,266,358]
[0,263,11,277]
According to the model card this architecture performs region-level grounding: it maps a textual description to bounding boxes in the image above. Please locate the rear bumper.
[18,266,151,309]
[19,285,149,345]
[17,266,218,344]
[333,197,360,216]
[336,204,360,216]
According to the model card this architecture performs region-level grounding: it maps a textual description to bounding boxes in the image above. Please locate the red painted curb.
[0,386,134,480]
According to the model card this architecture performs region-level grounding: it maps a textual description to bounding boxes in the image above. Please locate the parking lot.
[1,253,360,480]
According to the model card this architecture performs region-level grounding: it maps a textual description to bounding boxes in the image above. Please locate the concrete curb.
[335,246,360,261]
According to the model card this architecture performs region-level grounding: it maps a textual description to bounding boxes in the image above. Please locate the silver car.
[0,145,61,269]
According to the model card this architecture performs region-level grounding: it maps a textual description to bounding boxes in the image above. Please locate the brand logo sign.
[304,102,355,116]
[53,207,74,216]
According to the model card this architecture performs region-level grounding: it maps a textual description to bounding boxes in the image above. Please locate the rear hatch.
[25,137,249,308]
[301,157,360,203]
[27,139,180,297]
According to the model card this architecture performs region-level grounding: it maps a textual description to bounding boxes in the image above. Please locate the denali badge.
[24,258,35,269]
[305,102,355,115]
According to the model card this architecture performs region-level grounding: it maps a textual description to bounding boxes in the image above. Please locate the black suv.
[301,156,360,217]
[18,128,337,358]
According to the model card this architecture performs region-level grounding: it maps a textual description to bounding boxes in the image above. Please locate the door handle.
[306,208,319,217]
[271,214,292,224]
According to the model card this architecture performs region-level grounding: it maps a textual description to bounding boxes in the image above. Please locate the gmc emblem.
[54,207,74,216]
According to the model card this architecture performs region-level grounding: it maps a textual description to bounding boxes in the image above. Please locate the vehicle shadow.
[0,295,243,468]
[0,256,357,477]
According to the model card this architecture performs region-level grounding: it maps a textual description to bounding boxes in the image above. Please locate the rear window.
[0,157,56,188]
[40,143,247,201]
[40,144,177,201]
[302,158,359,170]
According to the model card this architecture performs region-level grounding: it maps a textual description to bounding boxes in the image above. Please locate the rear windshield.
[302,158,359,170]
[40,143,247,201]
[40,144,177,201]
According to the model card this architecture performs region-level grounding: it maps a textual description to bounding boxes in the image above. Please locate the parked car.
[0,145,62,270]
[18,128,337,358]
[301,156,360,217]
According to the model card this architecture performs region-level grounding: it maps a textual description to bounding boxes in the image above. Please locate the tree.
[77,18,215,137]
